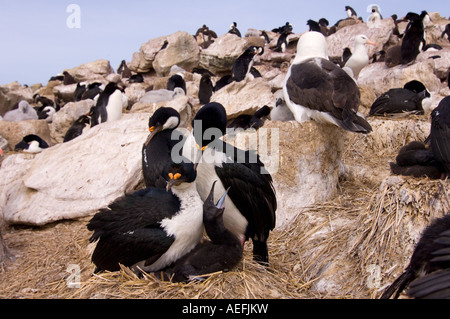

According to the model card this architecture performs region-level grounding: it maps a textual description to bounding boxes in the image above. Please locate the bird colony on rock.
[1,6,450,298]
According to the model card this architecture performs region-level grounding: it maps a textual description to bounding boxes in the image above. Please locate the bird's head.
[165,161,197,191]
[144,107,180,146]
[203,181,229,223]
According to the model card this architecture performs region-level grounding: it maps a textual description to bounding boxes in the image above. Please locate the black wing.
[286,58,371,133]
[215,142,276,258]
[87,188,180,271]
[430,99,450,175]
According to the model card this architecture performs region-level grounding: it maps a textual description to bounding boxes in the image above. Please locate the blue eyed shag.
[87,160,204,274]
[184,102,277,265]
[142,107,184,189]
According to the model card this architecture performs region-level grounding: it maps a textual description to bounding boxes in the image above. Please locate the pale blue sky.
[0,0,448,85]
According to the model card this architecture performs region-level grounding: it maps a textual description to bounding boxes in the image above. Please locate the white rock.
[0,113,149,226]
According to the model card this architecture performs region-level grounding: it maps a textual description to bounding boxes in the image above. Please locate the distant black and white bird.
[198,73,214,104]
[33,94,54,107]
[283,31,372,134]
[389,141,444,179]
[232,46,264,82]
[117,60,132,78]
[228,22,241,37]
[272,22,293,34]
[90,82,125,127]
[87,160,204,274]
[37,105,56,123]
[401,11,427,64]
[184,102,277,265]
[81,82,103,101]
[275,30,292,52]
[227,105,271,130]
[73,82,87,101]
[142,107,184,189]
[167,73,186,94]
[3,101,38,122]
[63,113,92,143]
[15,134,49,153]
[369,80,431,116]
[429,96,450,178]
[345,5,358,19]
[158,181,243,282]
[381,214,450,299]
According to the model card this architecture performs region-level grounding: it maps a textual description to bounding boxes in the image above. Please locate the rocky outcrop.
[211,77,273,118]
[129,31,199,75]
[63,59,115,83]
[0,119,52,150]
[0,82,33,116]
[0,113,149,226]
[199,33,265,75]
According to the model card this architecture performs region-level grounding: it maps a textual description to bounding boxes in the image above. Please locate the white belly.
[106,90,123,122]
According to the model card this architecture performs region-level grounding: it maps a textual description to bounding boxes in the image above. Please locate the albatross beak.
[367,40,377,46]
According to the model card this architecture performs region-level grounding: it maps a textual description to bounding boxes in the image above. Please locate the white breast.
[106,90,123,122]
[138,182,204,272]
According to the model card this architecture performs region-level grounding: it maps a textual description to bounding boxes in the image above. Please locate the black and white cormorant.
[369,81,431,116]
[380,214,450,299]
[87,160,204,274]
[184,102,277,265]
[159,181,243,282]
[142,107,184,188]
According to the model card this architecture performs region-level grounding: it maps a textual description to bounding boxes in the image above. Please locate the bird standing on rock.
[283,31,372,134]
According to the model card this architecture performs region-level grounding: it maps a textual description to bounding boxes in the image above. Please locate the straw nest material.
[0,116,448,299]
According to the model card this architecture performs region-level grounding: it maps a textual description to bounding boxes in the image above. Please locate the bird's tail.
[380,270,414,299]
[339,112,373,134]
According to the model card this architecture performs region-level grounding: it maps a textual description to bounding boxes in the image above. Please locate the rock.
[63,59,115,82]
[152,31,200,76]
[253,121,345,227]
[0,119,52,150]
[131,94,192,129]
[198,33,256,75]
[327,18,395,60]
[52,83,78,102]
[211,77,273,119]
[0,82,33,116]
[129,36,169,73]
[0,113,149,226]
[49,99,95,143]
